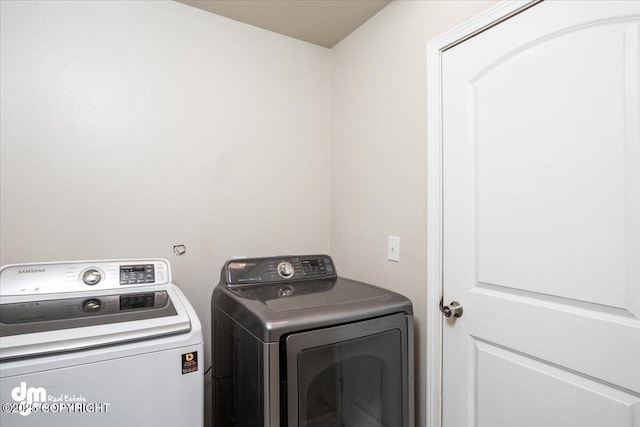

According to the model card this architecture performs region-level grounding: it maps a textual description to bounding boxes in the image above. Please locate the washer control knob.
[82,299,102,312]
[82,268,102,286]
[277,262,295,279]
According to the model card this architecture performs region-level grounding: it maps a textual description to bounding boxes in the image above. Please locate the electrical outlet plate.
[388,236,400,262]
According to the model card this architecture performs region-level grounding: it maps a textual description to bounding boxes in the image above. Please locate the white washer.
[0,259,203,426]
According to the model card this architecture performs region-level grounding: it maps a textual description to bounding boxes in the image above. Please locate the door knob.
[440,299,463,318]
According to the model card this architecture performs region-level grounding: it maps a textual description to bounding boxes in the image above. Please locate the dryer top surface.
[213,255,413,342]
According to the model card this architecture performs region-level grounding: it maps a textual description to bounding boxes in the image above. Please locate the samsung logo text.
[18,269,45,274]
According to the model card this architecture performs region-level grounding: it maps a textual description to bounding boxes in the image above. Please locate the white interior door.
[442,1,640,426]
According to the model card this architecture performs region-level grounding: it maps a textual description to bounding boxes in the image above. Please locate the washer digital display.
[120,264,155,285]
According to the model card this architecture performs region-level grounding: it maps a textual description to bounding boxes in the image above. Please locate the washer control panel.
[0,259,170,297]
[226,255,336,286]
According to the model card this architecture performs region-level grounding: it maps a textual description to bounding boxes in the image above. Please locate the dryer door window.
[285,314,409,427]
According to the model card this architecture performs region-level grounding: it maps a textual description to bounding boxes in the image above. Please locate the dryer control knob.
[82,268,102,286]
[277,262,294,279]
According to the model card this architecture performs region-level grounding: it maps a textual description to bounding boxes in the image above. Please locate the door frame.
[425,2,540,426]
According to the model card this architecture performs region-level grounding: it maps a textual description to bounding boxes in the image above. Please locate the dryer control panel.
[225,255,336,287]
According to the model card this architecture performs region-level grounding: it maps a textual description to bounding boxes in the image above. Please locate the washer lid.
[0,286,192,360]
[0,260,191,361]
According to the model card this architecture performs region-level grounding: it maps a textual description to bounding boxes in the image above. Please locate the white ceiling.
[176,0,392,48]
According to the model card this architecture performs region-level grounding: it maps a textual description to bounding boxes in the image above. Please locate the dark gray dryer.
[211,255,414,427]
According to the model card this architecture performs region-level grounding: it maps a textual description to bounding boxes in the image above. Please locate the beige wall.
[0,1,330,424]
[1,0,498,425]
[331,1,496,425]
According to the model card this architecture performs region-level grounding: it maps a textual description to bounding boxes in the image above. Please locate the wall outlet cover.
[388,236,400,262]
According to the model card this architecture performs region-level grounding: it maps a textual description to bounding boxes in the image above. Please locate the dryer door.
[285,313,410,427]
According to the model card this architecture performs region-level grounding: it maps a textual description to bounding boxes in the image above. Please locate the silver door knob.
[441,300,463,318]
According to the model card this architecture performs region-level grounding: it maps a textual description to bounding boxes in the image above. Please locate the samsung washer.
[0,259,204,426]
[212,254,414,427]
